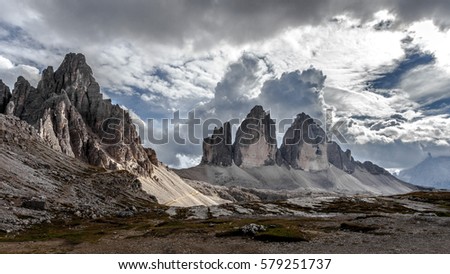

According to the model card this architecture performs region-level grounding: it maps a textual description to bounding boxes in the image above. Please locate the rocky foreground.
[1,191,449,253]
[0,114,158,232]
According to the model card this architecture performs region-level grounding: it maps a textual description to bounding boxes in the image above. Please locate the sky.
[1,0,450,170]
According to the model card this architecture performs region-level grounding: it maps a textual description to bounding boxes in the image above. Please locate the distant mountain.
[398,156,450,189]
[177,105,418,195]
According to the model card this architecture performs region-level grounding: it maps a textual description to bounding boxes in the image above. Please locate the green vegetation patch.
[319,197,413,214]
[399,191,450,209]
[254,226,309,242]
[339,222,379,233]
[0,219,122,245]
[216,219,310,243]
[0,210,170,245]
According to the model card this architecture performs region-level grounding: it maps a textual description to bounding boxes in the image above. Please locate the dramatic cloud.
[0,55,39,88]
[203,53,327,122]
[3,0,450,49]
[140,53,329,167]
[1,0,450,169]
[259,68,326,120]
[0,0,329,48]
[212,53,274,120]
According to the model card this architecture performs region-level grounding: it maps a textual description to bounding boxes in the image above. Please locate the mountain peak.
[62,52,88,66]
[188,105,416,195]
[0,79,8,90]
[398,155,450,189]
[3,53,156,177]
[280,111,328,171]
[54,52,93,84]
[295,112,310,120]
[57,53,90,73]
[247,105,267,119]
[234,105,278,167]
[16,75,28,84]
[202,122,233,166]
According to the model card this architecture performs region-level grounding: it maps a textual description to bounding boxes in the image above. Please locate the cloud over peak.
[1,0,450,169]
[3,0,450,51]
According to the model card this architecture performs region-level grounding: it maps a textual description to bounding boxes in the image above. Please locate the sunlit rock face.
[279,112,329,172]
[233,105,278,168]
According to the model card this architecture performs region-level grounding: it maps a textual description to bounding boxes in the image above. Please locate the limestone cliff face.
[202,122,233,166]
[0,53,235,207]
[279,113,329,172]
[233,105,278,168]
[7,53,154,177]
[327,141,355,173]
[192,105,411,195]
[200,105,394,179]
[10,76,37,119]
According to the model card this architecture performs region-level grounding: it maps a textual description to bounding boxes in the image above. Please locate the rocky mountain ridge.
[201,105,388,175]
[0,53,224,208]
[0,113,157,232]
[1,53,156,176]
[180,105,417,195]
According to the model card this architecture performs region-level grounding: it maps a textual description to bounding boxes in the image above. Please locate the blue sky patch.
[151,67,172,85]
[103,87,169,120]
[421,97,450,115]
[369,50,435,91]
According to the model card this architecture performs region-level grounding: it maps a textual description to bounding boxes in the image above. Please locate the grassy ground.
[1,191,449,253]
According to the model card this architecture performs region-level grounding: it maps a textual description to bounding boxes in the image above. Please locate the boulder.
[21,200,46,211]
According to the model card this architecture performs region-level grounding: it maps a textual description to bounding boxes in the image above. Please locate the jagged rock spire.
[6,53,155,176]
[279,112,329,171]
[327,142,355,173]
[233,105,278,167]
[0,80,11,114]
[202,122,233,166]
[199,105,364,174]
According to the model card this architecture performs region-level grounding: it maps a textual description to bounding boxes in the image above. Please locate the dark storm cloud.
[4,0,450,169]
[213,53,273,119]
[208,53,326,121]
[330,0,450,28]
[17,0,450,49]
[379,0,450,28]
[23,0,329,48]
[259,68,326,120]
